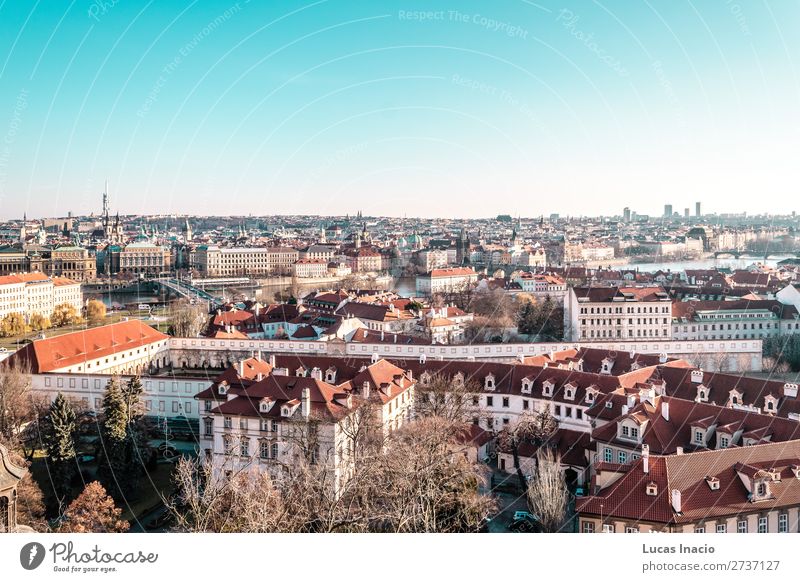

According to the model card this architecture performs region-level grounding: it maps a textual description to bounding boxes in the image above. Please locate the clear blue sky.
[0,0,798,219]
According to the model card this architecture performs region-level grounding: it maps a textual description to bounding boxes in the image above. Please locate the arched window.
[0,496,8,531]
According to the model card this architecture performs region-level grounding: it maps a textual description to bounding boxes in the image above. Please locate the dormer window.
[585,389,596,404]
[729,389,742,407]
[521,379,532,394]
[718,435,730,449]
[325,368,337,383]
[696,385,708,402]
[454,372,465,386]
[792,465,800,479]
[420,372,431,386]
[694,429,705,445]
[564,383,576,400]
[764,395,777,414]
[543,380,554,397]
[218,382,228,396]
[484,374,495,391]
[706,476,720,490]
[645,482,658,497]
[755,481,769,499]
[296,367,307,377]
[259,398,273,413]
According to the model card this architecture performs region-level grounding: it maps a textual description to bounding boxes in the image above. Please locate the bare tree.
[496,409,557,489]
[0,362,37,446]
[169,416,494,533]
[414,374,481,423]
[168,299,209,337]
[526,448,568,533]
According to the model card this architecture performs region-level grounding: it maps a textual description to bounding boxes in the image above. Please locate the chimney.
[393,333,397,344]
[784,383,799,398]
[406,369,413,382]
[269,354,276,367]
[257,372,263,381]
[238,360,244,377]
[676,446,684,455]
[381,330,385,341]
[362,381,370,399]
[661,401,670,422]
[642,444,650,474]
[301,388,311,418]
[310,367,322,380]
[256,350,262,361]
[671,489,682,513]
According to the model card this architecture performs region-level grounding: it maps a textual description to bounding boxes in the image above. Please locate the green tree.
[97,377,149,501]
[44,394,79,509]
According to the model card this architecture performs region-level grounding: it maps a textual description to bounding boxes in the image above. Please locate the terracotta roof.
[578,440,800,525]
[6,320,168,373]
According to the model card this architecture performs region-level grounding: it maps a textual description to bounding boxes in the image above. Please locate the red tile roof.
[6,320,168,373]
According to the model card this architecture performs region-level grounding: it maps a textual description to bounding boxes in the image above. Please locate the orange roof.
[7,320,169,373]
[428,267,477,277]
[17,272,50,283]
[0,275,24,286]
[52,277,80,286]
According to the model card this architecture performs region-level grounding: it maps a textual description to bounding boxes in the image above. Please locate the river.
[620,255,794,272]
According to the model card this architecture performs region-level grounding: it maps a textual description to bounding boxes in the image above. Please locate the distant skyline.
[1,1,798,220]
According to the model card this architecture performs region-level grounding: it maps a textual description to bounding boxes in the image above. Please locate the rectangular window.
[604,448,612,463]
[625,526,638,533]
[602,524,614,533]
[779,513,788,533]
[204,400,212,412]
[260,441,270,459]
[240,438,249,457]
[502,397,509,408]
[694,526,705,533]
[618,451,627,464]
[486,396,493,407]
[581,521,595,533]
[224,417,232,429]
[716,524,726,533]
[204,418,213,436]
[737,520,747,533]
[758,517,768,533]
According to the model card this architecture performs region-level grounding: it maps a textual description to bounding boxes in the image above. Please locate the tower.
[183,218,193,241]
[102,180,110,235]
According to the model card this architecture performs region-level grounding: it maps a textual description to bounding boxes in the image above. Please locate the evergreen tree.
[97,378,129,499]
[44,393,78,508]
[97,377,150,501]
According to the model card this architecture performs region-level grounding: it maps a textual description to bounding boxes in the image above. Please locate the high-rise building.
[623,207,631,222]
[684,208,690,218]
[664,204,673,218]
[696,201,701,217]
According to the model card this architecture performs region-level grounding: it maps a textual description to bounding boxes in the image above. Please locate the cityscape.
[2,199,800,535]
[1,4,799,576]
